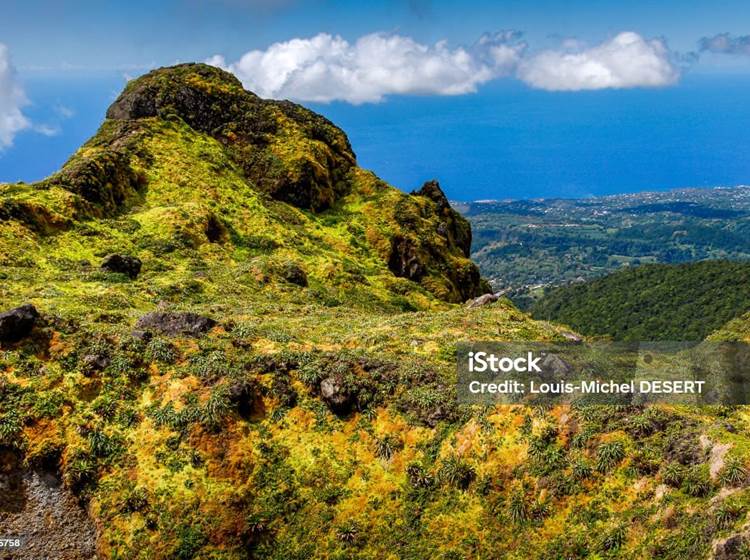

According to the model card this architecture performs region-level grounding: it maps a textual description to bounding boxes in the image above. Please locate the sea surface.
[3,71,750,201]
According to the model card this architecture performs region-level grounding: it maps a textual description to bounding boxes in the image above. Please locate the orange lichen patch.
[218,434,257,481]
[47,331,69,355]
[492,438,528,471]
[164,376,200,409]
[599,430,628,443]
[142,372,171,403]
[4,371,30,388]
[453,419,481,457]
[23,418,63,457]
[173,338,199,356]
[283,406,316,431]
[509,410,529,428]
[334,493,370,524]
[254,339,279,353]
[190,428,232,465]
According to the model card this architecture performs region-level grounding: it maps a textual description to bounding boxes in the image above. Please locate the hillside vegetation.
[461,188,750,309]
[3,64,750,559]
[531,261,750,341]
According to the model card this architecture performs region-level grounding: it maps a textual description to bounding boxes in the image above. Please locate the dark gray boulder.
[281,262,308,287]
[0,304,39,342]
[713,533,749,560]
[410,180,472,257]
[135,311,216,337]
[80,353,111,376]
[101,254,142,279]
[227,379,256,418]
[465,293,499,308]
[539,353,574,377]
[320,376,352,414]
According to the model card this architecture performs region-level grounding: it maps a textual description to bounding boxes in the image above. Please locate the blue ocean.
[3,71,750,201]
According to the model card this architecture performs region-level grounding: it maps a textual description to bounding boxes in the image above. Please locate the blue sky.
[4,0,750,67]
[2,0,750,199]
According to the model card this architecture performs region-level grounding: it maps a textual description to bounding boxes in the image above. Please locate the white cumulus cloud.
[0,43,30,149]
[518,32,680,91]
[208,31,525,104]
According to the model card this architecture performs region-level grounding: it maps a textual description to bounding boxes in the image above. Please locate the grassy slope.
[2,65,750,559]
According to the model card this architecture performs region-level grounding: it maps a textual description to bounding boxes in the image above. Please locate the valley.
[460,186,750,310]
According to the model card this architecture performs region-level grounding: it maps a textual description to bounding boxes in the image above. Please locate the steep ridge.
[2,65,750,559]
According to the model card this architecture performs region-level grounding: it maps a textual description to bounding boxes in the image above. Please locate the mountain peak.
[105,63,356,212]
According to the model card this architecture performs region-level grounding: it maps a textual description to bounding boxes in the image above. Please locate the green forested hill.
[531,260,750,340]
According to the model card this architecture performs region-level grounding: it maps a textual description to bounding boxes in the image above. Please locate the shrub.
[65,449,97,492]
[201,384,232,430]
[0,409,23,446]
[596,441,625,473]
[146,338,178,364]
[123,486,149,513]
[531,497,551,521]
[406,463,434,489]
[336,521,359,544]
[438,454,476,490]
[662,462,686,487]
[719,457,748,487]
[572,460,592,481]
[174,525,207,560]
[715,500,744,530]
[599,525,626,552]
[374,434,403,460]
[190,350,237,381]
[508,484,528,524]
[88,430,125,460]
[682,465,712,497]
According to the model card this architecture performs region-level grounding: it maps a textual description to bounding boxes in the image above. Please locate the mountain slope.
[3,65,750,560]
[1,63,487,312]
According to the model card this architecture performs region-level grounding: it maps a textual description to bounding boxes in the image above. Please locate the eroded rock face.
[0,449,97,560]
[49,147,147,216]
[388,236,426,281]
[0,304,39,343]
[135,311,216,337]
[384,180,489,303]
[101,254,142,279]
[411,180,472,258]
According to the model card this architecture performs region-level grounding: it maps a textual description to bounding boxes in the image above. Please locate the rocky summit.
[2,64,750,559]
